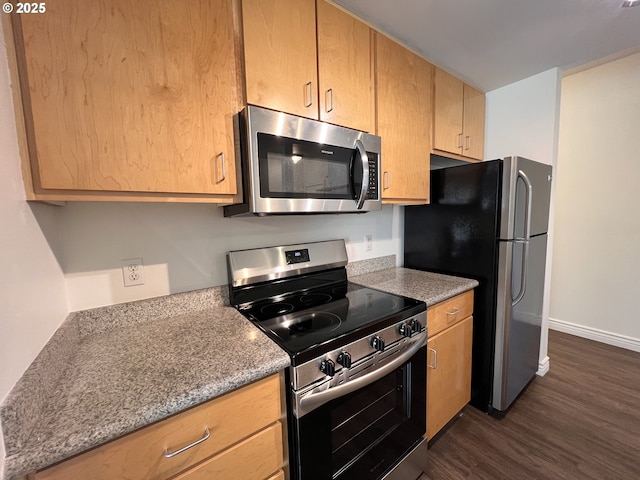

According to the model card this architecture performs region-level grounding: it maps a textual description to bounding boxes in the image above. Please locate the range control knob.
[337,351,352,369]
[398,323,413,338]
[320,359,336,377]
[370,335,385,352]
[409,319,422,334]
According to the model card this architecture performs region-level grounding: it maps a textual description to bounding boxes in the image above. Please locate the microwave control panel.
[367,157,379,199]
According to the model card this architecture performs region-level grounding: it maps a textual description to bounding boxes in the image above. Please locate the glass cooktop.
[240,282,426,365]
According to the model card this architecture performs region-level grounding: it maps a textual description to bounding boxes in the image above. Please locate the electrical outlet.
[364,234,373,252]
[121,258,145,287]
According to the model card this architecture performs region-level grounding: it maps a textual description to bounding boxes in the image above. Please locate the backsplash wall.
[60,202,403,311]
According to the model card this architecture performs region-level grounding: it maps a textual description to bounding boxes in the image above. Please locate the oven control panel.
[285,248,310,264]
[291,312,426,391]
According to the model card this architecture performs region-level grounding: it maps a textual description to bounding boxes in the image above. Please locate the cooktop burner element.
[260,302,295,316]
[285,312,342,336]
[299,292,332,305]
[228,240,427,365]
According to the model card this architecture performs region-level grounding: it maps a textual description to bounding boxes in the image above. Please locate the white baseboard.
[536,356,550,377]
[549,318,640,353]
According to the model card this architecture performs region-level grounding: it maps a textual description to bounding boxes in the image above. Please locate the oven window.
[292,347,426,480]
[258,133,356,199]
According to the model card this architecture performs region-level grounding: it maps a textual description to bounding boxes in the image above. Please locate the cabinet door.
[17,0,239,195]
[375,34,431,204]
[427,316,473,440]
[462,84,486,160]
[242,0,318,119]
[317,1,374,133]
[433,67,464,155]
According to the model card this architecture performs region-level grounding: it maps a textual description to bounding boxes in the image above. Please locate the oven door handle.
[295,335,426,418]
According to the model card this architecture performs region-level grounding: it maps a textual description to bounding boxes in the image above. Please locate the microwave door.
[353,140,370,209]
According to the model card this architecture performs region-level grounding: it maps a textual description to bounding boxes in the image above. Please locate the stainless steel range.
[228,240,429,480]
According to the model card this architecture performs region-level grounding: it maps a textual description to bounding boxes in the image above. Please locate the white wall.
[550,52,640,351]
[61,203,401,311]
[0,21,69,473]
[485,68,562,374]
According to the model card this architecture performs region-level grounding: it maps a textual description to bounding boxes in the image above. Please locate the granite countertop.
[351,267,479,305]
[2,297,290,480]
[1,259,477,479]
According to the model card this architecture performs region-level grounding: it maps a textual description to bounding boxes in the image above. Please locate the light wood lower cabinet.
[35,374,284,480]
[172,423,283,480]
[265,470,285,480]
[427,291,474,440]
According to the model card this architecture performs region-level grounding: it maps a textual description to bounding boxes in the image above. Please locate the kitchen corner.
[0,256,476,480]
[0,287,290,480]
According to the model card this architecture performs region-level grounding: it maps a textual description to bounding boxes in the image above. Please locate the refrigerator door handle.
[512,239,529,306]
[517,169,533,240]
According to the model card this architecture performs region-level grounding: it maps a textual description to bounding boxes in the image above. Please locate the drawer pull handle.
[446,308,462,316]
[163,428,211,458]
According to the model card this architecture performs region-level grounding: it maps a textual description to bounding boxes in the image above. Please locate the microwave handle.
[354,139,369,210]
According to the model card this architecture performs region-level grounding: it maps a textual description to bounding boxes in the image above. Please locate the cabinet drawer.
[427,290,474,337]
[173,422,283,480]
[36,374,281,480]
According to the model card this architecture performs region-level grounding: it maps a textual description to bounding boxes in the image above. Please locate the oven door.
[289,346,426,480]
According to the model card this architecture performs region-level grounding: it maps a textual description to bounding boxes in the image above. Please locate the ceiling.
[334,0,640,92]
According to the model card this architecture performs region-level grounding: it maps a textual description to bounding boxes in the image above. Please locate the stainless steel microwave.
[224,105,381,217]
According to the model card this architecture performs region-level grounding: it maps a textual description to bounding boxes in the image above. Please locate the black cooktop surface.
[237,282,426,365]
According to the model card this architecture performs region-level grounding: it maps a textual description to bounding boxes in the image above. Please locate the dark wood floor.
[420,330,640,480]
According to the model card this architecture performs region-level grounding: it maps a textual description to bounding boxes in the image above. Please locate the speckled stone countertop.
[350,267,479,306]
[1,259,476,480]
[1,296,290,480]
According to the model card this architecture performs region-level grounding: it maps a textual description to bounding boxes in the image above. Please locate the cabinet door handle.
[457,133,463,149]
[465,136,471,151]
[383,171,390,190]
[304,81,313,107]
[215,152,227,184]
[428,348,438,369]
[325,88,334,113]
[163,428,211,458]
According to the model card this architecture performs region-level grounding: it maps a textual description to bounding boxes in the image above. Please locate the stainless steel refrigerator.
[404,156,552,412]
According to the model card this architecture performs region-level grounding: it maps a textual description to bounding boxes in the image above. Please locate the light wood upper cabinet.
[242,0,374,132]
[316,0,374,133]
[242,0,318,119]
[433,69,464,155]
[375,33,432,204]
[462,84,486,160]
[10,0,241,202]
[433,67,485,160]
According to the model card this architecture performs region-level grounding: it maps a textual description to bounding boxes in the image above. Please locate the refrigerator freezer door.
[499,157,552,240]
[493,234,548,411]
